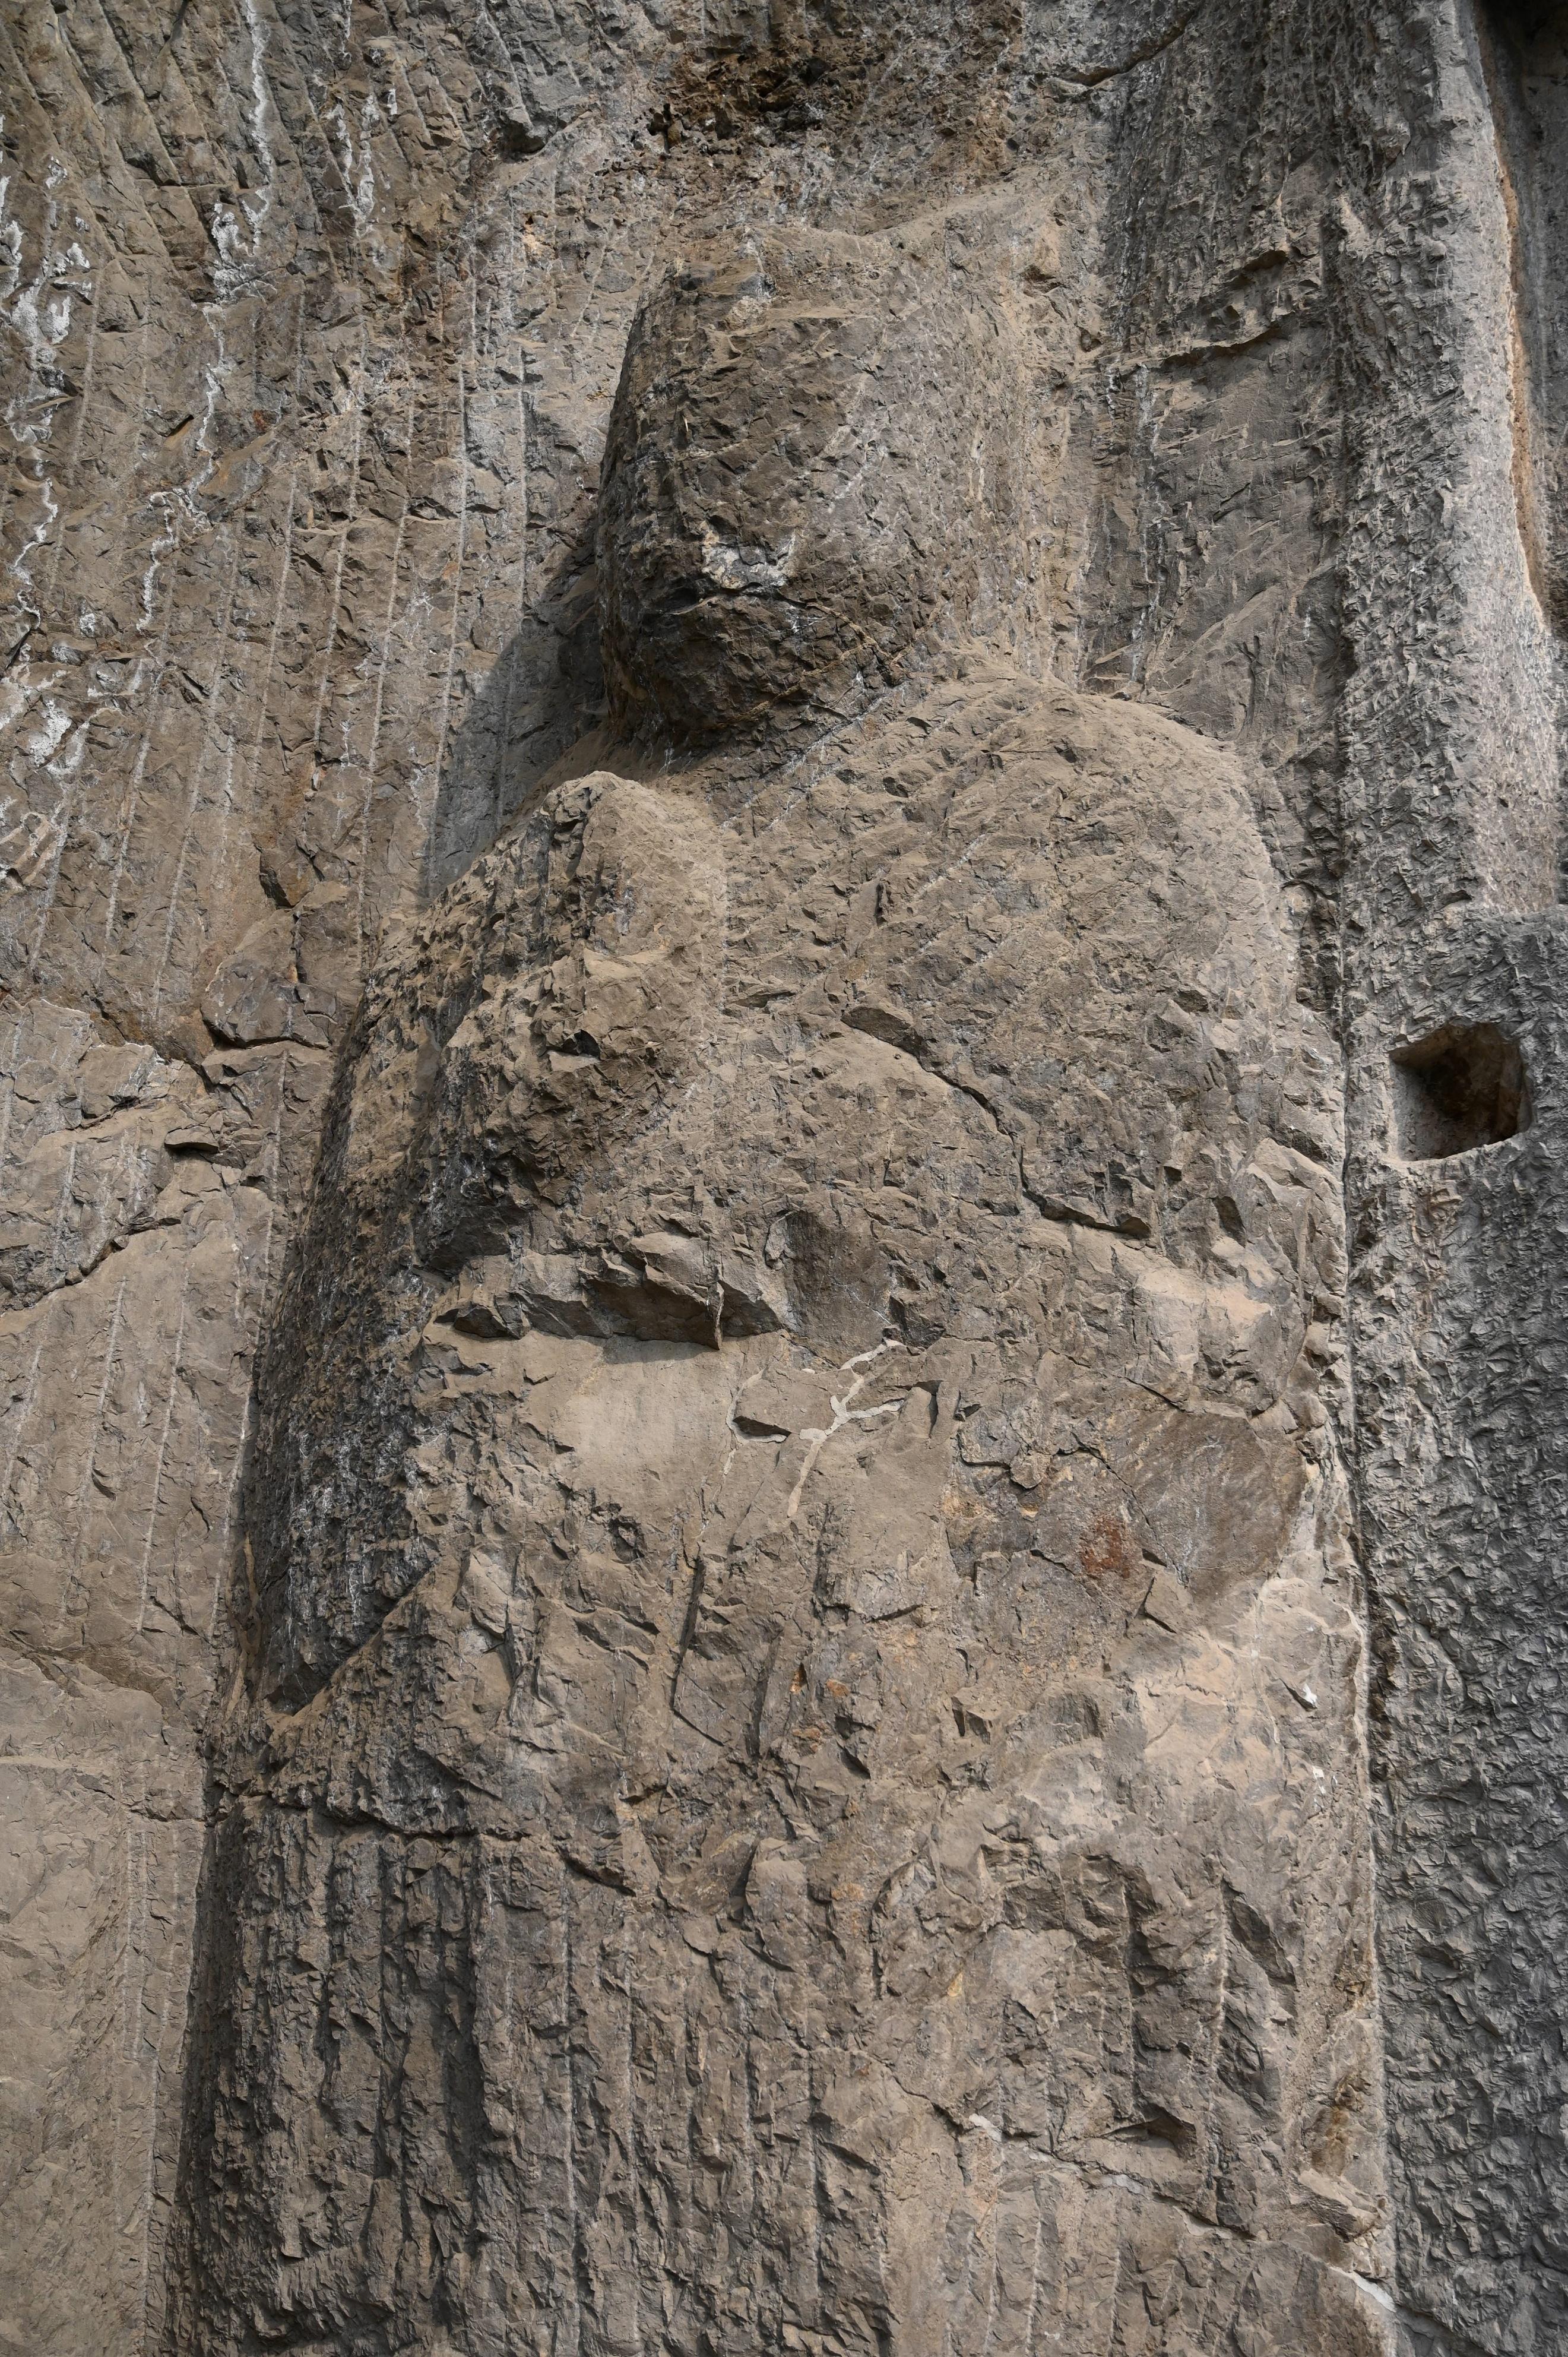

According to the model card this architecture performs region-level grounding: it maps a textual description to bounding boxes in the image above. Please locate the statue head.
[598,221,1025,742]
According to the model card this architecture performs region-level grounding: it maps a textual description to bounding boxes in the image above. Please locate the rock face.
[178,678,1383,2347]
[3,4,1566,2355]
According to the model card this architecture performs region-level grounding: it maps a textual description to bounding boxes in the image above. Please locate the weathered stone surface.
[4,2,1567,2354]
[164,202,1390,2356]
[599,225,1030,740]
[178,705,1389,2351]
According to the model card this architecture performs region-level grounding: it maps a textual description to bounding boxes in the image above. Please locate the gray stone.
[170,206,1386,2357]
[1,4,1564,2354]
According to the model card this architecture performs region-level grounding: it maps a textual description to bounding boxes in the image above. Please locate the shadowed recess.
[1391,1021,1532,1159]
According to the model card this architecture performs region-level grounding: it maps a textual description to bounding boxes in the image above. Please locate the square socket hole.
[1390,1022,1531,1162]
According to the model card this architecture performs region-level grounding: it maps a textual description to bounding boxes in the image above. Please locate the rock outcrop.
[2,6,1565,2356]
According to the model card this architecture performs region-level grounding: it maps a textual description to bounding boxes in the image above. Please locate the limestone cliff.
[0,6,1563,2356]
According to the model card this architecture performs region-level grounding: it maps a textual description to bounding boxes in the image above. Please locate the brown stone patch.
[1079,1510,1139,1582]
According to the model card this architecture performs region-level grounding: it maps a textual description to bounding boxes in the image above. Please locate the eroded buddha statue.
[173,211,1390,2357]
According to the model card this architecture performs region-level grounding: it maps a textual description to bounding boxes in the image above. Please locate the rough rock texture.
[176,671,1386,2353]
[1,2,1564,2355]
